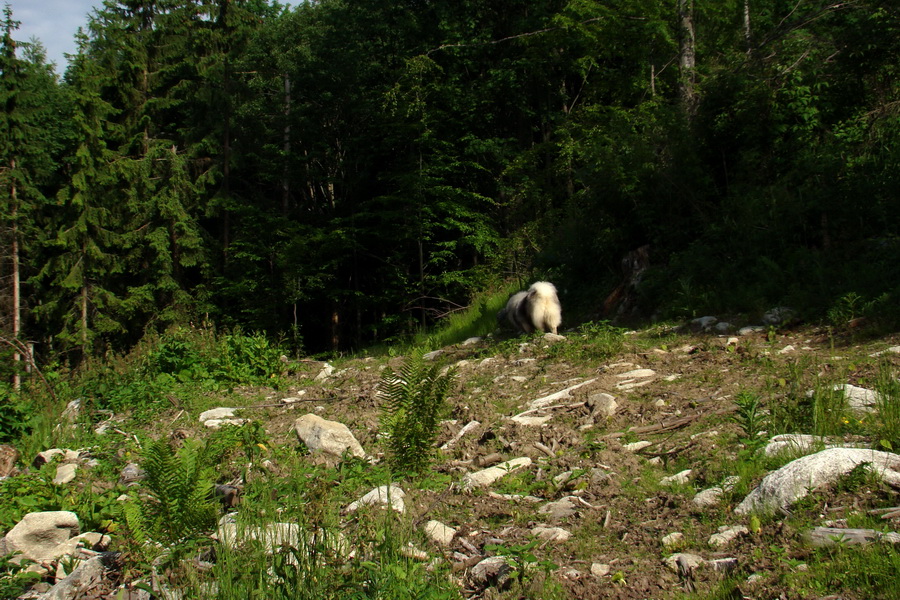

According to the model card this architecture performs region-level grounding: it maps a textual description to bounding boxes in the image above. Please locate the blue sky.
[7,0,99,74]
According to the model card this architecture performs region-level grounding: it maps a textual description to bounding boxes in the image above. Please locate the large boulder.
[294,414,367,459]
[1,511,81,562]
[736,448,900,515]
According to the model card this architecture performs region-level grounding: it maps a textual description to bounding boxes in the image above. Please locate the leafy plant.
[125,439,218,546]
[732,391,767,452]
[377,351,456,475]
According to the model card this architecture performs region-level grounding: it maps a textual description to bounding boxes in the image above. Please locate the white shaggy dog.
[498,281,562,335]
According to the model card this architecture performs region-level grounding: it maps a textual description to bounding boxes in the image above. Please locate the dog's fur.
[497,281,562,335]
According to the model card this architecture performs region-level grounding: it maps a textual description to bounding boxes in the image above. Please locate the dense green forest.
[1,0,899,364]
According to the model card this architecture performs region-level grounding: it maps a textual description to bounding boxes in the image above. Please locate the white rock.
[462,337,482,346]
[199,407,238,422]
[660,470,692,486]
[664,553,704,573]
[424,520,456,546]
[313,363,335,381]
[763,434,846,456]
[2,511,80,562]
[345,485,406,514]
[622,441,652,453]
[778,345,795,354]
[661,532,684,547]
[461,457,532,491]
[762,307,796,325]
[616,380,651,390]
[691,316,717,331]
[53,463,78,485]
[591,563,611,576]
[509,414,553,426]
[738,326,766,336]
[736,448,900,515]
[588,393,618,418]
[531,526,571,542]
[294,414,367,459]
[834,383,881,412]
[469,556,512,588]
[708,525,748,548]
[692,476,739,507]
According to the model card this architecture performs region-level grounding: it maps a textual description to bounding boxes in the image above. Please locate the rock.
[762,433,857,457]
[2,511,80,562]
[762,307,796,325]
[833,383,881,412]
[119,463,146,486]
[735,448,900,515]
[778,345,795,354]
[294,414,367,459]
[59,399,82,424]
[692,476,739,508]
[53,463,78,485]
[622,441,652,453]
[344,485,406,514]
[461,457,531,491]
[542,333,566,343]
[708,525,748,548]
[0,444,18,477]
[198,407,239,422]
[661,532,684,548]
[531,526,571,542]
[527,379,597,410]
[590,563,610,576]
[664,553,704,573]
[538,497,579,520]
[690,316,717,332]
[587,393,618,418]
[39,552,119,600]
[468,556,512,590]
[709,557,739,573]
[804,526,900,547]
[422,349,443,360]
[424,521,456,546]
[509,414,553,426]
[33,449,80,468]
[313,363,335,381]
[660,470,692,486]
[714,322,733,333]
[461,337,482,346]
[738,326,766,336]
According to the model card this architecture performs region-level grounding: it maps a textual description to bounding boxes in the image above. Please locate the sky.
[7,0,100,74]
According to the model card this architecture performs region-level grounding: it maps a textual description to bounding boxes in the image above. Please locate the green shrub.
[378,352,456,475]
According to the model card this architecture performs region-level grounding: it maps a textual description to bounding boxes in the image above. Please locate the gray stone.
[198,407,238,422]
[762,307,796,325]
[531,526,571,542]
[660,469,692,486]
[53,463,78,485]
[736,448,900,515]
[2,511,80,562]
[294,413,367,459]
[468,556,512,589]
[344,485,406,514]
[461,457,531,491]
[424,520,456,546]
[38,552,118,600]
[708,525,748,548]
[587,393,618,418]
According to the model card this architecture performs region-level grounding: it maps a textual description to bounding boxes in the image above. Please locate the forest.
[1,0,899,365]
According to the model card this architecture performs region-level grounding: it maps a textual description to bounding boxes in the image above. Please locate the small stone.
[708,525,748,548]
[622,441,652,453]
[345,485,406,514]
[590,563,610,577]
[424,520,456,546]
[531,526,571,542]
[461,457,532,490]
[53,463,78,485]
[661,532,684,548]
[660,470,692,486]
[199,407,238,422]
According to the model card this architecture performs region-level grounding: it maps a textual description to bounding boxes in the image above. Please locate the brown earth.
[184,323,899,600]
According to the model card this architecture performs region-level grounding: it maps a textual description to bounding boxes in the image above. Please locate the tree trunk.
[743,0,752,54]
[10,158,19,389]
[678,0,697,115]
[282,74,291,216]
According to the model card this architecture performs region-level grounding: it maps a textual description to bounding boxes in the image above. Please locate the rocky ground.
[4,317,900,599]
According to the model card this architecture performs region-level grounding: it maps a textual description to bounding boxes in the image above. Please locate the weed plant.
[378,351,456,475]
[542,321,625,363]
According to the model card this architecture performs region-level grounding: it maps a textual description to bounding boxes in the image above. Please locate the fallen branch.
[603,407,735,439]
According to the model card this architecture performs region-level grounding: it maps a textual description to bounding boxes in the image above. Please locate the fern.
[378,351,456,474]
[135,439,218,545]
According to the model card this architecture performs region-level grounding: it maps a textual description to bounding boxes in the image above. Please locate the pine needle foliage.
[127,439,218,546]
[378,351,456,475]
